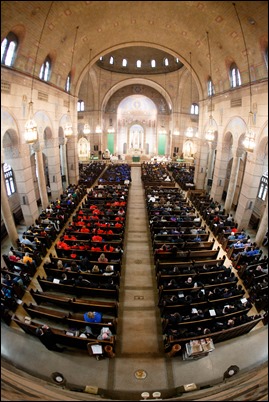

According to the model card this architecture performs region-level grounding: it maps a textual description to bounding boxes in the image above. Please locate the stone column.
[224,150,241,213]
[62,138,69,187]
[32,142,49,209]
[234,153,264,230]
[1,168,19,247]
[45,138,63,200]
[210,143,230,203]
[194,140,208,190]
[255,198,268,246]
[66,136,79,185]
[206,143,214,183]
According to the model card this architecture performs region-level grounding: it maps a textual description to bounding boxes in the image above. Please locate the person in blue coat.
[83,311,103,323]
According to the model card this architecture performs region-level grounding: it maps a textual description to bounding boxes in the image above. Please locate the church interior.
[1,1,268,400]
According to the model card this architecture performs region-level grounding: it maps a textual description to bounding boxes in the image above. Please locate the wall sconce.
[205,31,215,143]
[83,48,92,135]
[64,26,79,137]
[159,124,167,135]
[233,2,255,152]
[24,2,54,144]
[173,127,180,136]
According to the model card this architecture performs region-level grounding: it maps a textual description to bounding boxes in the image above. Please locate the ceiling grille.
[1,80,11,94]
[230,98,242,107]
[38,91,48,101]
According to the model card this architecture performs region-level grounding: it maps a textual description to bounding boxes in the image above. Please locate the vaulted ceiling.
[1,1,268,95]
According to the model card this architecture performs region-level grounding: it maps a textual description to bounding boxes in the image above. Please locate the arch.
[76,42,203,100]
[78,137,90,161]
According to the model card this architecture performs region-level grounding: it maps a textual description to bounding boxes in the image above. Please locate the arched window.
[1,32,18,67]
[65,72,71,92]
[257,173,268,201]
[136,60,141,68]
[2,163,16,196]
[122,58,127,67]
[191,103,199,115]
[207,77,215,96]
[164,57,169,66]
[264,46,268,70]
[109,56,114,65]
[151,59,156,68]
[77,100,85,112]
[39,56,51,81]
[230,63,241,88]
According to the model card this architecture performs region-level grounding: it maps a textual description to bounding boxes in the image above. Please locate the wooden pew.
[164,317,263,353]
[156,268,228,287]
[23,303,117,333]
[160,293,245,315]
[153,240,214,251]
[154,247,220,263]
[50,256,122,274]
[43,267,121,285]
[11,316,116,354]
[30,289,119,316]
[37,278,119,301]
[155,257,226,274]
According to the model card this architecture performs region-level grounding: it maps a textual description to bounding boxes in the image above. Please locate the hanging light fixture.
[83,48,92,135]
[185,52,194,138]
[24,2,54,144]
[107,71,115,133]
[173,69,180,136]
[159,73,167,135]
[205,31,215,142]
[64,26,79,137]
[233,2,255,152]
[95,67,102,134]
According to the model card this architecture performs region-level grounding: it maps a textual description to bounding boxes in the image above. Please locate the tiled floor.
[1,168,268,401]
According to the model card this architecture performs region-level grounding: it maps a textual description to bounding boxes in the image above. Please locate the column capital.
[32,141,41,152]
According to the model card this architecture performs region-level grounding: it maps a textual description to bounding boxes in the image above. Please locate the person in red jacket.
[115,222,123,228]
[81,226,90,233]
[103,244,115,252]
[92,234,103,242]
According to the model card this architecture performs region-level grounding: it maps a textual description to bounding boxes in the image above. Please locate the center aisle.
[117,166,164,356]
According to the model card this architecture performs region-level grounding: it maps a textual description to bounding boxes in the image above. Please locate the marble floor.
[1,167,268,401]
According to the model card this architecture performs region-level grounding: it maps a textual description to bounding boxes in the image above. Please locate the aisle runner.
[118,166,162,356]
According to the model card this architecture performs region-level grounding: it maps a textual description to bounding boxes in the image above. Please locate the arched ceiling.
[1,1,268,94]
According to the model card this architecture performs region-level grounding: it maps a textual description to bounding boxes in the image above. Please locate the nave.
[1,166,268,401]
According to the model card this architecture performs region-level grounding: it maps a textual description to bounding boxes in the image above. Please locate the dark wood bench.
[50,256,122,274]
[55,248,123,262]
[164,317,263,354]
[160,293,245,315]
[43,267,121,285]
[11,316,116,354]
[30,289,119,316]
[156,268,229,287]
[154,247,220,263]
[37,278,119,301]
[23,303,117,333]
[155,257,226,274]
[153,240,214,251]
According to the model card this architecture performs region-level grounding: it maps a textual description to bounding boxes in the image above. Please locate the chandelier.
[95,67,102,134]
[107,71,115,134]
[205,31,215,143]
[24,2,54,144]
[64,26,79,137]
[233,3,255,152]
[83,48,92,135]
[185,52,194,138]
